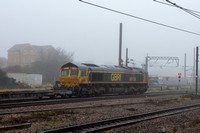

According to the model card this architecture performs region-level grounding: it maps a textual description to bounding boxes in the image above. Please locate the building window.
[24,59,26,63]
[30,50,34,55]
[24,51,27,55]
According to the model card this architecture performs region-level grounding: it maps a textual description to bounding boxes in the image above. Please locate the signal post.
[178,73,181,91]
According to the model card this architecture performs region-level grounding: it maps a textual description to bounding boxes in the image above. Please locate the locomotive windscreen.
[61,70,69,76]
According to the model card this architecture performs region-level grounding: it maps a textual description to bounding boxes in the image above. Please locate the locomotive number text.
[111,73,121,81]
[129,75,136,82]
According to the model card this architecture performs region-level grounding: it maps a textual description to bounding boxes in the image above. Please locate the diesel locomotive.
[52,62,148,98]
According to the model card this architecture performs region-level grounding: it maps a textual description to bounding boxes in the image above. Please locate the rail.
[0,91,191,109]
[41,103,200,133]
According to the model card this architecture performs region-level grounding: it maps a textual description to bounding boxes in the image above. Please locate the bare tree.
[0,57,7,68]
[31,48,73,83]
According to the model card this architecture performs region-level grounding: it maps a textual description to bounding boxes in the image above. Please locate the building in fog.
[7,43,56,67]
[0,57,7,68]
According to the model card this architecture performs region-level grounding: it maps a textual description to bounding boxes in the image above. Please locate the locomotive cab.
[60,67,79,87]
[59,63,89,88]
[52,63,87,98]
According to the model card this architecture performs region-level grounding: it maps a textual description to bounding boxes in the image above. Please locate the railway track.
[0,101,149,116]
[41,103,200,133]
[0,91,191,109]
[0,90,192,104]
[0,97,50,104]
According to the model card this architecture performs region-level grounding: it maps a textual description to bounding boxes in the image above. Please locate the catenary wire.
[153,0,200,14]
[165,0,200,20]
[79,0,200,36]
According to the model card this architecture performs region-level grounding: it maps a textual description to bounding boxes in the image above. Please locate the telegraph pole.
[196,46,198,95]
[145,55,148,72]
[126,48,128,67]
[193,48,196,86]
[184,53,186,78]
[118,23,123,67]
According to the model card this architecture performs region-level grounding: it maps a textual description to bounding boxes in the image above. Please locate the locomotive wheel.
[139,90,145,94]
[138,85,147,94]
[78,87,88,97]
[138,86,146,94]
[129,87,138,95]
[133,91,138,95]
[127,87,134,95]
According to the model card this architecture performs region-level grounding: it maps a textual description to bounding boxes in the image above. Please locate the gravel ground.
[1,93,200,133]
[105,109,200,133]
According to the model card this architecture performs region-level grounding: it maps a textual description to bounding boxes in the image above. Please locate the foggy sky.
[0,0,199,76]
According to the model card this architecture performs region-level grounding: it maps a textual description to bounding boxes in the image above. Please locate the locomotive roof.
[61,62,146,73]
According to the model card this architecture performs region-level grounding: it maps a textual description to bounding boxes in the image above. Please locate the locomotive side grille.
[90,73,103,81]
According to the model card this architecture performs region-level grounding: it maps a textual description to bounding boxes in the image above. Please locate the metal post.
[178,76,181,91]
[194,48,196,87]
[184,53,186,78]
[196,46,198,95]
[118,23,122,67]
[192,48,195,85]
[145,56,148,72]
[126,48,128,67]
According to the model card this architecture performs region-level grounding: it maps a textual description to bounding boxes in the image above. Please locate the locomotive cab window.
[61,69,69,76]
[81,71,86,77]
[70,69,78,77]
